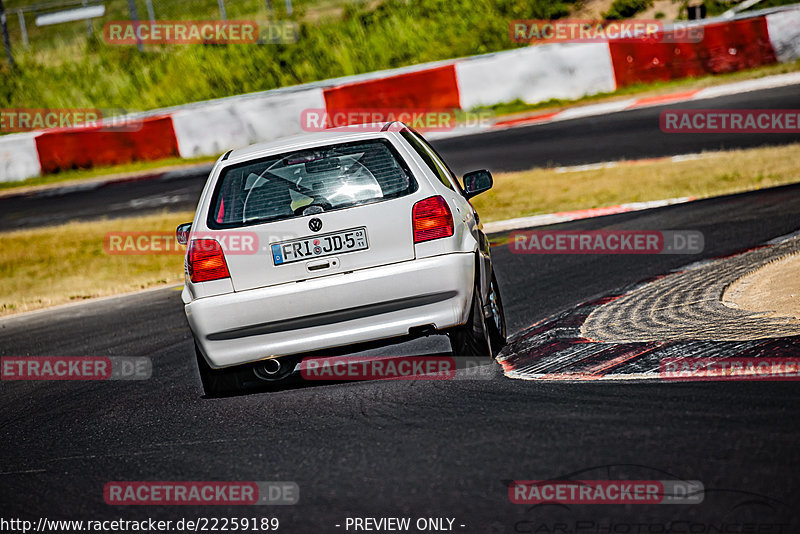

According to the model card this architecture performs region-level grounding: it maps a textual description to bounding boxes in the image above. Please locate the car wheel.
[449,282,493,357]
[486,272,507,356]
[195,343,242,397]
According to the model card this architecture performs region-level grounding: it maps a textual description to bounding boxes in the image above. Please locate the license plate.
[271,227,368,265]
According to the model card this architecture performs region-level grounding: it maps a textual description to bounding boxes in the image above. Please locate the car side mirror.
[176,222,192,245]
[462,169,493,199]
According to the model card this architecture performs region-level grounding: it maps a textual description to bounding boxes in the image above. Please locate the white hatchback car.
[178,122,505,395]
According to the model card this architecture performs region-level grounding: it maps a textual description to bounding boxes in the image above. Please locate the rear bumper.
[186,253,474,368]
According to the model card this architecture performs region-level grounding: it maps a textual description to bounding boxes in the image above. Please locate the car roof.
[222,122,405,165]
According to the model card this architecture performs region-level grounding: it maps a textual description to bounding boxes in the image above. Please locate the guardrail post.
[126,0,143,51]
[17,9,27,47]
[82,0,93,36]
[145,0,155,23]
[0,0,14,68]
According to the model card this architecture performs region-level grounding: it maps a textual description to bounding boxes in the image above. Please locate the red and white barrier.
[34,116,179,175]
[171,104,251,159]
[324,66,461,111]
[170,88,325,158]
[1,7,798,182]
[608,17,776,87]
[455,42,616,110]
[766,9,800,63]
[233,89,326,150]
[0,133,41,183]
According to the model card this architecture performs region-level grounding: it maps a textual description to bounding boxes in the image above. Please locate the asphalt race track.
[2,83,800,231]
[3,180,800,530]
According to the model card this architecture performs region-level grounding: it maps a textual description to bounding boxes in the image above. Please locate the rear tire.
[449,283,493,357]
[486,272,507,356]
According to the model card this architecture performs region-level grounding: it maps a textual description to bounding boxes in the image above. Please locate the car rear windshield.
[208,139,417,229]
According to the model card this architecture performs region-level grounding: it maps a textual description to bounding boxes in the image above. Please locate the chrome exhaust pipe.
[261,358,281,375]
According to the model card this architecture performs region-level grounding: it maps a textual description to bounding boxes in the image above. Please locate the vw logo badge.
[308,218,323,232]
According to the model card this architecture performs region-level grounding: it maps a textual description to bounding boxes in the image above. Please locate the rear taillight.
[413,195,454,243]
[187,239,230,283]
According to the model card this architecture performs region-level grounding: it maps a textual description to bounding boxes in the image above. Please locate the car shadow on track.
[197,352,502,398]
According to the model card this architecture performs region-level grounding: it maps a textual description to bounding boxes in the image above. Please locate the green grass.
[5,0,327,49]
[1,0,579,112]
[604,0,652,20]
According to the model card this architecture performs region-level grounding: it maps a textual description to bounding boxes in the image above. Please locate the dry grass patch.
[473,143,800,222]
[0,211,193,317]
